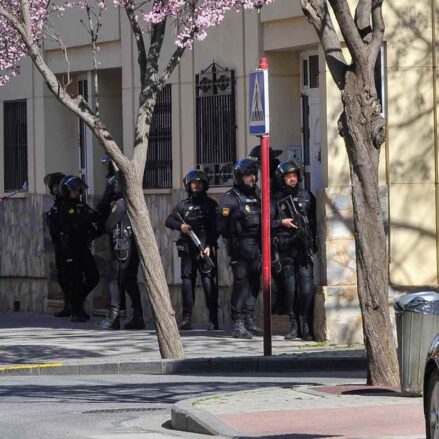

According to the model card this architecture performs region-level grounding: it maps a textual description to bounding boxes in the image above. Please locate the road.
[0,370,365,438]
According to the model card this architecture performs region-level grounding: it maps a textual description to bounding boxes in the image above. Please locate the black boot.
[178,313,193,331]
[232,316,253,339]
[71,308,90,322]
[124,308,145,330]
[244,315,263,336]
[299,316,313,341]
[285,315,299,340]
[96,306,120,330]
[54,306,71,318]
[207,310,219,331]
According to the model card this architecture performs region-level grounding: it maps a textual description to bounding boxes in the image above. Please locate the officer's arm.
[270,198,283,231]
[308,192,317,238]
[96,181,114,220]
[206,199,219,247]
[217,195,237,239]
[165,203,184,231]
[46,208,61,244]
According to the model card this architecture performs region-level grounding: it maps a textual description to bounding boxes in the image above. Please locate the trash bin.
[394,291,439,396]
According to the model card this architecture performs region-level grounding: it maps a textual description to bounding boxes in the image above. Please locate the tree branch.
[328,0,365,64]
[355,0,373,43]
[369,0,385,69]
[125,1,148,88]
[300,0,348,89]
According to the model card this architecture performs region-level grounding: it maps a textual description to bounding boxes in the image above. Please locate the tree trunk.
[341,70,399,386]
[123,166,184,360]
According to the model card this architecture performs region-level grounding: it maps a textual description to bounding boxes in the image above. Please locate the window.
[143,84,173,189]
[196,62,236,186]
[4,100,27,191]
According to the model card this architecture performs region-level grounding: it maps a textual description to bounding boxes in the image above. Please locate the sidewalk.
[172,384,425,438]
[0,312,366,376]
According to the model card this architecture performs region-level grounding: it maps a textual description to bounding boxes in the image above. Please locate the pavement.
[0,312,366,376]
[172,384,425,438]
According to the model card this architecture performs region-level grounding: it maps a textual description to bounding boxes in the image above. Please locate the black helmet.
[44,172,65,195]
[183,170,210,194]
[276,160,302,187]
[59,175,88,198]
[248,145,282,162]
[233,159,259,190]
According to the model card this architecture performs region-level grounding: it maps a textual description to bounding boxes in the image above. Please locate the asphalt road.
[0,371,365,439]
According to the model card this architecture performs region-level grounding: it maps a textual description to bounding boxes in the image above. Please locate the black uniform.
[48,176,100,321]
[272,173,316,341]
[217,159,263,338]
[96,179,144,330]
[166,192,218,329]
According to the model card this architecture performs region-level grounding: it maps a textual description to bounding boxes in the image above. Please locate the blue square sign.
[249,69,270,136]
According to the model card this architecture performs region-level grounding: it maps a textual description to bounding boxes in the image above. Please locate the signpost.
[249,58,272,357]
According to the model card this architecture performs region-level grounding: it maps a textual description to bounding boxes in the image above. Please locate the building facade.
[0,0,437,342]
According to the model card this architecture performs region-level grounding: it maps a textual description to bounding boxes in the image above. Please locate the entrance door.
[300,51,321,196]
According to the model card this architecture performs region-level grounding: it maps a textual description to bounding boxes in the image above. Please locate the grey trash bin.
[394,291,439,396]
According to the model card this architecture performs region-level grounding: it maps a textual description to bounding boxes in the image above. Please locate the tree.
[0,0,273,359]
[300,0,399,386]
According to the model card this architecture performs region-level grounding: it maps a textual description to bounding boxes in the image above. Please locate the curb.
[0,354,367,377]
[172,398,242,437]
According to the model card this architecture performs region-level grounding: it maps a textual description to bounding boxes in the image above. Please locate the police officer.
[45,172,71,317]
[50,176,100,322]
[96,164,145,330]
[217,159,263,339]
[248,145,282,189]
[272,160,316,341]
[166,170,218,331]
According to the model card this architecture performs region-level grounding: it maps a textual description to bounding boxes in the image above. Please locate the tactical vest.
[231,188,261,239]
[180,199,211,242]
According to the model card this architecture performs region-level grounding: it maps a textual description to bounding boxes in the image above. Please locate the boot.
[96,306,120,330]
[71,308,90,322]
[285,316,299,340]
[244,315,263,336]
[207,310,219,331]
[54,306,71,318]
[178,313,193,331]
[124,308,145,330]
[232,316,253,339]
[299,316,314,341]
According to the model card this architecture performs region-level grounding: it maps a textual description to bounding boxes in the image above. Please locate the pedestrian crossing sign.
[249,69,269,135]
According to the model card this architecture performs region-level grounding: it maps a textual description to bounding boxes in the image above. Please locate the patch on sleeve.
[222,207,230,216]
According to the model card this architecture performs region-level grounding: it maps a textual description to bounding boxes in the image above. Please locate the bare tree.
[300,0,399,385]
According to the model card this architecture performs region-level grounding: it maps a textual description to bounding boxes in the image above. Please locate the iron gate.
[196,62,236,186]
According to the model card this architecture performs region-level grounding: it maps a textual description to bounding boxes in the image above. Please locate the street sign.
[249,69,270,136]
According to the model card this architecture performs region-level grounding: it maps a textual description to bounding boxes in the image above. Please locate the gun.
[0,182,28,202]
[280,195,315,261]
[176,211,216,273]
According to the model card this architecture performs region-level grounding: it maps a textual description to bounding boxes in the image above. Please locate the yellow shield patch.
[222,207,230,216]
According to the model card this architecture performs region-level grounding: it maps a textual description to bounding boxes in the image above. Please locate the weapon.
[176,211,216,273]
[279,195,315,261]
[0,182,28,202]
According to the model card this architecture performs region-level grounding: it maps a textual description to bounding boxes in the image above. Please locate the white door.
[300,51,321,196]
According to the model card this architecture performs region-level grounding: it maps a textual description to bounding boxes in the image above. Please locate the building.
[0,0,437,342]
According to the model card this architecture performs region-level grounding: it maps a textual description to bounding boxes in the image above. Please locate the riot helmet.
[183,170,210,195]
[101,153,117,178]
[248,145,282,163]
[276,160,302,192]
[44,172,65,196]
[233,159,259,194]
[59,175,88,199]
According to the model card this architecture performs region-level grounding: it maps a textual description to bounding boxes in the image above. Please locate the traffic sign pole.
[259,57,272,357]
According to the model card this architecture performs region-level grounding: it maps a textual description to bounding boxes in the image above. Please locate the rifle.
[0,182,28,202]
[279,195,315,261]
[176,211,216,273]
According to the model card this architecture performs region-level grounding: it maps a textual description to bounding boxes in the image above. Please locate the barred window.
[4,100,28,191]
[196,62,236,186]
[143,84,172,189]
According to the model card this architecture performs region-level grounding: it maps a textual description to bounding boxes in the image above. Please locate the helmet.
[44,172,65,195]
[59,175,88,198]
[248,145,282,162]
[101,153,117,178]
[233,159,259,188]
[275,160,302,187]
[183,170,210,194]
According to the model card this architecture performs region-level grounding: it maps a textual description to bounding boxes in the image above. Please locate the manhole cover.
[82,407,167,414]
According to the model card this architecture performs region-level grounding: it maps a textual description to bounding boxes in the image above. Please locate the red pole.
[259,57,272,357]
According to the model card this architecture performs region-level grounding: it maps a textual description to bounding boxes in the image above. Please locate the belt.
[239,238,259,245]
